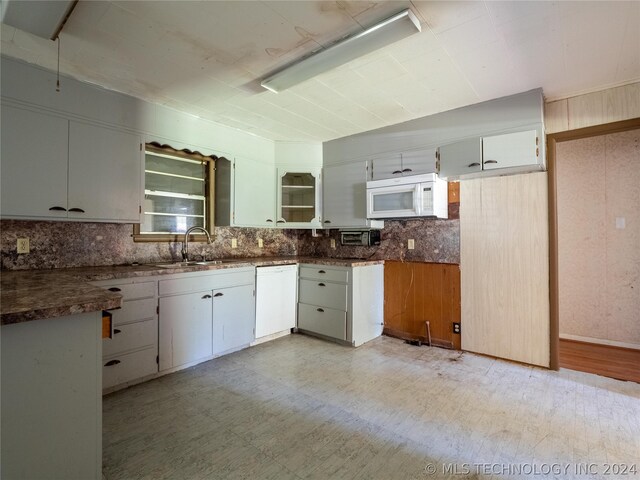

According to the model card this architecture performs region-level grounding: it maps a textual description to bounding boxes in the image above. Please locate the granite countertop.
[1,256,383,325]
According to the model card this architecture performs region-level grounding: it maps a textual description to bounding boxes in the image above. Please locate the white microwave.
[366,173,448,219]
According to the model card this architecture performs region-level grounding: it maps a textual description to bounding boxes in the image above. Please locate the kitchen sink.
[152,260,223,268]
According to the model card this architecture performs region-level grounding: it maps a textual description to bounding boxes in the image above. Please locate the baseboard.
[560,333,640,351]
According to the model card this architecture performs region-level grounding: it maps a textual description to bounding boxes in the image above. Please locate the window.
[133,144,216,242]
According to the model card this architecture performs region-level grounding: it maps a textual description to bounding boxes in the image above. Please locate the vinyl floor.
[103,334,640,480]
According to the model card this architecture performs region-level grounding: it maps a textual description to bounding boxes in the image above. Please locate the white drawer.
[298,303,347,341]
[108,298,156,326]
[299,279,347,311]
[102,347,158,390]
[159,269,254,296]
[101,281,156,300]
[103,319,157,357]
[299,265,349,283]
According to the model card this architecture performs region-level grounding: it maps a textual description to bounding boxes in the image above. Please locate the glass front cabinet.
[276,168,322,228]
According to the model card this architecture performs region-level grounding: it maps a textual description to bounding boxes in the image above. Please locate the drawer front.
[298,303,347,341]
[103,319,157,357]
[299,265,349,283]
[102,347,158,389]
[299,279,347,311]
[159,269,255,296]
[109,298,157,326]
[101,281,156,300]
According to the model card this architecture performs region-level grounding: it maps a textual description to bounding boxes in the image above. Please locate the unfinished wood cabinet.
[384,261,461,349]
[460,172,549,367]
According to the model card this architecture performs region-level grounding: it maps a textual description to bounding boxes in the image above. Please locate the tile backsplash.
[1,216,460,270]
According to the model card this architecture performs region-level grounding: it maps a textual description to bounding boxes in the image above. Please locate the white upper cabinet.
[481,130,540,171]
[438,129,542,180]
[233,156,276,227]
[0,105,142,223]
[1,106,69,218]
[323,162,383,229]
[437,138,483,179]
[68,121,142,222]
[370,153,402,181]
[276,168,322,228]
[370,148,436,181]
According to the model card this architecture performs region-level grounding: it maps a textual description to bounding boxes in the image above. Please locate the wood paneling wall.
[545,82,640,133]
[460,173,550,367]
[384,261,461,349]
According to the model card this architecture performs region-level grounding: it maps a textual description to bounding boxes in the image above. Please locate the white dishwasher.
[255,264,298,339]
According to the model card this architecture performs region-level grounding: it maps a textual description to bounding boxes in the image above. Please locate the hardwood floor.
[559,338,640,383]
[103,334,640,479]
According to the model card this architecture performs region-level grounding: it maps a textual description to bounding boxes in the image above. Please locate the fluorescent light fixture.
[261,9,421,93]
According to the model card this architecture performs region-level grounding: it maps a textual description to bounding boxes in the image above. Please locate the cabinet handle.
[107,287,122,292]
[214,292,224,297]
[202,294,212,299]
[48,206,67,212]
[266,219,273,223]
[104,360,121,367]
[392,170,402,175]
[536,147,539,156]
[113,328,121,334]
[324,220,331,224]
[318,270,326,274]
[318,283,326,287]
[68,207,85,213]
[317,308,324,313]
[468,162,480,167]
[484,160,498,164]
[276,220,286,224]
[402,168,413,173]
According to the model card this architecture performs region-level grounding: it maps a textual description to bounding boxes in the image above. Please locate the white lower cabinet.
[159,291,213,371]
[297,263,383,346]
[255,265,298,339]
[92,278,158,391]
[212,284,255,355]
[158,267,255,371]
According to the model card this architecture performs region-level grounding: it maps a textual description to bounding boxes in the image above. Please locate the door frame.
[547,117,640,369]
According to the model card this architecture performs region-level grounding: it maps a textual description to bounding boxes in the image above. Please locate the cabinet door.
[370,153,402,181]
[212,284,255,355]
[322,162,368,228]
[255,266,297,338]
[277,168,321,228]
[159,291,213,371]
[68,121,142,222]
[400,148,437,176]
[233,157,276,227]
[1,106,69,218]
[437,137,482,179]
[482,130,539,170]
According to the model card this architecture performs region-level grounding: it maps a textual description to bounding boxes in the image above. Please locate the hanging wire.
[56,36,61,92]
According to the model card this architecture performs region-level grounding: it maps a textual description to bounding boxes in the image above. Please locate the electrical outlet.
[231,238,238,249]
[330,238,336,249]
[17,238,29,254]
[453,322,461,334]
[258,238,263,248]
[407,239,415,250]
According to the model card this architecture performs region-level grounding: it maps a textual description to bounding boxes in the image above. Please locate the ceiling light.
[261,9,421,93]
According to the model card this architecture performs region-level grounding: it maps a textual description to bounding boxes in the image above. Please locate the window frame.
[133,144,216,243]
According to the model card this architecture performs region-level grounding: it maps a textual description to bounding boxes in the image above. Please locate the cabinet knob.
[68,207,85,213]
[104,359,121,367]
[317,308,324,313]
[484,160,498,164]
[213,292,224,297]
[113,329,122,334]
[318,283,326,287]
[48,206,67,212]
[202,294,212,299]
[468,162,480,167]
[107,287,122,292]
[392,170,402,175]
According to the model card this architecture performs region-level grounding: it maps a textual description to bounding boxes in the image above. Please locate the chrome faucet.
[181,226,213,262]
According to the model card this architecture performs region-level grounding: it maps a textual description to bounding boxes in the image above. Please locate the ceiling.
[1,1,639,143]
